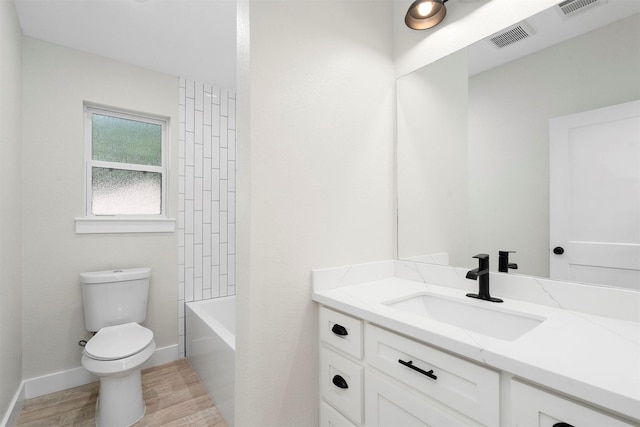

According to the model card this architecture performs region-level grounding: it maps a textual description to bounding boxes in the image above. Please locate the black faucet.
[466,254,503,303]
[498,250,518,273]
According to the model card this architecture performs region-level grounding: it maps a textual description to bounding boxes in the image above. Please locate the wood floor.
[16,358,228,427]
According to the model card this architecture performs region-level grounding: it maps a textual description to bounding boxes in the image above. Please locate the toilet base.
[95,369,146,427]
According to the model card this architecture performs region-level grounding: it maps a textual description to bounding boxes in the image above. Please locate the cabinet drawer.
[365,324,499,426]
[320,347,363,424]
[320,306,363,359]
[365,370,481,427]
[511,379,637,427]
[320,401,358,427]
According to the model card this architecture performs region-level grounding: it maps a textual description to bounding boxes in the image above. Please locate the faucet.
[466,254,503,303]
[498,250,518,273]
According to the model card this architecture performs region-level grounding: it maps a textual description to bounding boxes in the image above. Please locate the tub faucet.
[466,254,503,303]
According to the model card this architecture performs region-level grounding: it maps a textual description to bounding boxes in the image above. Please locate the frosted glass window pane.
[92,114,162,166]
[92,168,161,215]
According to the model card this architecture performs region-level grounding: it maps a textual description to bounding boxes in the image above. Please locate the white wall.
[0,0,23,420]
[235,1,395,425]
[21,38,179,379]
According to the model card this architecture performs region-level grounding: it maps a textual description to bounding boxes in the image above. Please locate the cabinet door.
[365,371,481,427]
[321,347,363,424]
[511,380,637,427]
[321,402,359,427]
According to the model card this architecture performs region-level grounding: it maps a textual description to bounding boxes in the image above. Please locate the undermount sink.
[384,293,545,341]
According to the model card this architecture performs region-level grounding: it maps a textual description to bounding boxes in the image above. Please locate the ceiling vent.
[488,22,536,49]
[556,0,605,18]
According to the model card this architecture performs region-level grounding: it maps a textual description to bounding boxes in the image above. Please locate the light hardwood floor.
[16,358,228,427]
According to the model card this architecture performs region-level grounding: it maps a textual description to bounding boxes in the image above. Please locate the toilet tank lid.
[80,267,151,284]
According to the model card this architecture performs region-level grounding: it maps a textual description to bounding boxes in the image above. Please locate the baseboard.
[23,344,179,400]
[0,382,25,427]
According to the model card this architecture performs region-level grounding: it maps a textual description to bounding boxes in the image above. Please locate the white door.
[550,100,640,290]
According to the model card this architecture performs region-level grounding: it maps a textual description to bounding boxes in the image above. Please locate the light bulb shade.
[405,0,447,30]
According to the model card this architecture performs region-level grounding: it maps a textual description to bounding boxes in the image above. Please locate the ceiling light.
[405,0,448,30]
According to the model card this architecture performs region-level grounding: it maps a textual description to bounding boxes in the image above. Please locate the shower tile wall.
[178,78,236,357]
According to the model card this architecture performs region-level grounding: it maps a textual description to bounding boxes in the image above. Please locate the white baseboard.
[23,344,179,400]
[0,382,25,427]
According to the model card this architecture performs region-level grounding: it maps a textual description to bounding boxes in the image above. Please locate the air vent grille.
[489,23,535,48]
[557,0,603,17]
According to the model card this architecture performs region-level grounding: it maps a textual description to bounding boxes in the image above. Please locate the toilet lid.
[85,323,154,361]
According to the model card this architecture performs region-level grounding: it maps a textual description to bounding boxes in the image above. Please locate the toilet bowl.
[81,322,156,427]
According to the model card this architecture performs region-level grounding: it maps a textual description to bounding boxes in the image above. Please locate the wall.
[235,1,395,425]
[21,38,179,380]
[0,0,23,421]
[468,13,640,277]
[178,78,236,357]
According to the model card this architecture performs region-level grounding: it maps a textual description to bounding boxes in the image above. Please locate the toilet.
[80,268,156,427]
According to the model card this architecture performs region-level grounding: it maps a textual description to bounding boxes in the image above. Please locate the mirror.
[397,1,640,289]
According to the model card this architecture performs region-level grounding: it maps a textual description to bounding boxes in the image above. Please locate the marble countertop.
[312,276,640,421]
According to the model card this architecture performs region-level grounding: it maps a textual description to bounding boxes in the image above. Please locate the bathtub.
[186,296,235,427]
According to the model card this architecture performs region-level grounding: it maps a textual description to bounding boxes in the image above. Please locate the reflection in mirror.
[397,1,640,290]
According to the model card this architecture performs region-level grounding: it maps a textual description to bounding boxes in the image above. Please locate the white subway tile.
[204,125,212,158]
[185,268,194,302]
[221,89,229,116]
[228,254,236,284]
[185,165,194,200]
[212,201,220,233]
[186,97,195,132]
[203,159,212,191]
[228,223,236,254]
[204,94,212,125]
[228,161,236,191]
[212,87,220,105]
[185,233,194,268]
[228,98,236,130]
[212,137,220,168]
[220,180,228,211]
[203,223,211,256]
[203,288,212,300]
[212,233,220,265]
[185,199,194,235]
[203,190,212,224]
[211,266,220,297]
[203,256,211,288]
[186,79,195,98]
[194,211,202,244]
[195,82,204,111]
[220,243,228,273]
[178,282,185,300]
[220,274,228,296]
[186,132,195,167]
[228,130,236,161]
[220,117,228,147]
[194,178,203,210]
[212,170,220,201]
[212,104,220,136]
[195,111,203,145]
[195,277,203,301]
[195,144,203,178]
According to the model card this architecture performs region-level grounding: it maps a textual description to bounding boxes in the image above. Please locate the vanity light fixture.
[405,0,448,30]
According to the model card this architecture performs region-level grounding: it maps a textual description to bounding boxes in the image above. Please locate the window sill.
[75,217,176,234]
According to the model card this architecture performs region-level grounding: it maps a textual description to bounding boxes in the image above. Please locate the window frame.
[76,104,174,234]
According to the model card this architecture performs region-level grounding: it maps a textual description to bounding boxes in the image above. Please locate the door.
[550,100,640,289]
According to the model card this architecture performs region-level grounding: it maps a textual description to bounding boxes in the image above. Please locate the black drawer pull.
[553,424,574,427]
[331,324,348,336]
[398,359,437,381]
[332,374,349,389]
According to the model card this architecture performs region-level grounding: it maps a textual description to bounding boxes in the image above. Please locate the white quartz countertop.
[312,277,640,421]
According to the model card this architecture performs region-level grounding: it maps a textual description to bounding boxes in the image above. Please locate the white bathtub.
[186,296,235,427]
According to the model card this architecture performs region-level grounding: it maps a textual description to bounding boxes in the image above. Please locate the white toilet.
[80,268,156,427]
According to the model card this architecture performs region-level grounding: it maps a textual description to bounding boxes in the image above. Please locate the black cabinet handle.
[332,374,349,389]
[398,359,437,380]
[553,423,574,427]
[331,324,348,336]
[553,246,565,255]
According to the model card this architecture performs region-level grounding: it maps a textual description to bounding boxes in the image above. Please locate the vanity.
[312,260,640,427]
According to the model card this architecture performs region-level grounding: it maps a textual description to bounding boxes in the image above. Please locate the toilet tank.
[80,268,151,332]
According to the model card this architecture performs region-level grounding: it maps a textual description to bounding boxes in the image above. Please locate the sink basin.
[384,293,545,341]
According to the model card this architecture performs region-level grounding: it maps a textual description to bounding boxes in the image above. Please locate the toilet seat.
[85,322,154,361]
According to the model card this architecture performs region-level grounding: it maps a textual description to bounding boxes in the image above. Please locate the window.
[76,105,174,233]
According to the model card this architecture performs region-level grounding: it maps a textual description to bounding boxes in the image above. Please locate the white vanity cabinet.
[319,307,498,426]
[510,380,637,427]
